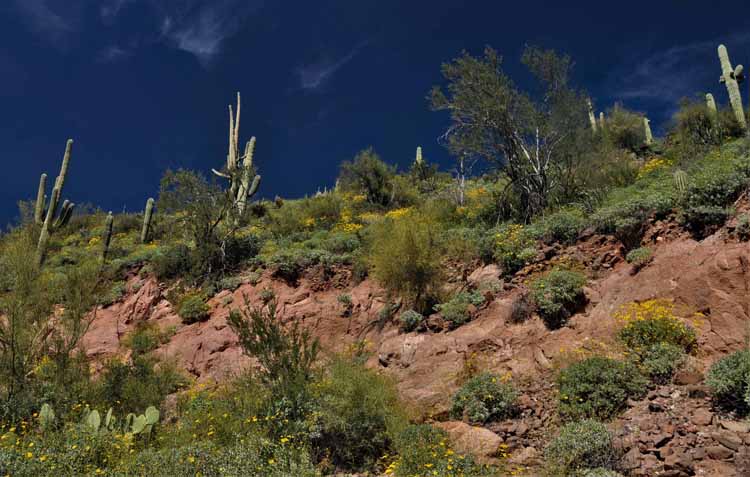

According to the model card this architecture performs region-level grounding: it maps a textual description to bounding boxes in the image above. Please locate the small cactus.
[643,117,653,145]
[141,198,155,243]
[718,44,747,130]
[39,403,56,431]
[586,99,597,133]
[674,169,688,195]
[86,409,101,433]
[101,212,114,264]
[705,93,718,120]
[36,139,75,264]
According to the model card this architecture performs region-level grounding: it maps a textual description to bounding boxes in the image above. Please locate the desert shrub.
[337,147,396,207]
[390,424,492,477]
[669,99,722,157]
[493,224,537,275]
[615,300,697,355]
[625,247,652,270]
[98,280,127,307]
[533,208,587,245]
[227,301,320,432]
[705,349,750,415]
[558,356,647,421]
[152,243,192,280]
[544,420,619,476]
[640,343,686,384]
[530,269,587,329]
[216,275,243,292]
[223,233,261,269]
[435,290,485,329]
[123,322,173,356]
[681,205,733,237]
[368,214,443,313]
[450,372,518,424]
[311,356,406,472]
[602,104,646,152]
[583,469,625,477]
[509,292,534,323]
[683,154,750,213]
[735,214,750,240]
[177,292,210,324]
[97,355,185,412]
[398,310,424,332]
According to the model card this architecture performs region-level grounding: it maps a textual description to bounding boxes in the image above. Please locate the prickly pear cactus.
[39,403,56,431]
[718,44,747,130]
[86,410,101,433]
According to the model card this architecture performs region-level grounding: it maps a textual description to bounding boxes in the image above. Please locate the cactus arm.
[35,174,47,224]
[706,93,718,120]
[234,92,241,164]
[141,198,155,243]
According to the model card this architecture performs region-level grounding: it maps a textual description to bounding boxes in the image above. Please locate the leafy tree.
[337,148,396,207]
[430,46,590,221]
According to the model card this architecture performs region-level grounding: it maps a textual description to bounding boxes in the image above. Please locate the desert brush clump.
[544,420,620,476]
[450,372,518,424]
[530,268,587,329]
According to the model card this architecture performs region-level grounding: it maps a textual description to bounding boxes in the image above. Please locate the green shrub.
[616,301,697,355]
[450,372,518,424]
[223,234,261,270]
[640,343,686,384]
[534,208,587,245]
[338,147,396,207]
[435,290,485,328]
[177,293,210,324]
[398,310,424,332]
[706,349,750,415]
[603,103,646,152]
[735,214,750,240]
[558,356,647,421]
[493,224,537,275]
[124,322,173,356]
[98,280,127,307]
[583,469,625,477]
[368,214,443,313]
[97,355,185,412]
[681,206,733,237]
[544,420,619,476]
[625,247,652,269]
[311,357,406,472]
[391,424,493,477]
[152,243,192,280]
[530,269,587,329]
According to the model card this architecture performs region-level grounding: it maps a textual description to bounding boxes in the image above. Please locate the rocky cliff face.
[80,217,750,475]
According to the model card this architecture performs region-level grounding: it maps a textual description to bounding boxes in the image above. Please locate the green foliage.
[625,247,652,269]
[533,208,586,245]
[544,420,619,476]
[398,310,424,332]
[368,214,443,313]
[123,322,173,356]
[311,356,406,472]
[603,103,646,152]
[338,147,396,207]
[98,281,127,307]
[736,214,750,240]
[390,424,494,477]
[435,290,485,329]
[639,343,686,384]
[97,355,184,413]
[617,313,697,356]
[177,292,210,324]
[706,349,750,415]
[530,269,587,329]
[152,244,192,280]
[227,300,319,429]
[493,224,537,275]
[450,372,518,424]
[557,356,647,421]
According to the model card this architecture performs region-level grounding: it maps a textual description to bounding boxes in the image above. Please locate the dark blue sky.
[2,0,750,224]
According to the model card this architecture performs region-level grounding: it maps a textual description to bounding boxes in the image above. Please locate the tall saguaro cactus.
[598,112,605,131]
[212,92,261,216]
[586,99,597,133]
[36,139,75,264]
[141,198,155,243]
[718,44,746,130]
[643,117,653,145]
[101,212,114,264]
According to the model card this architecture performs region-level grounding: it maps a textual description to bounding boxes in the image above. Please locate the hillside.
[3,46,750,477]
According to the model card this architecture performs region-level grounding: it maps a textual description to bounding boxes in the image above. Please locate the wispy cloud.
[97,45,132,63]
[12,0,72,43]
[100,0,133,23]
[609,32,750,106]
[296,42,369,91]
[154,0,264,66]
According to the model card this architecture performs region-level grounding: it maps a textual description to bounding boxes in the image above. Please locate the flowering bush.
[493,224,537,275]
[450,372,517,424]
[615,299,698,356]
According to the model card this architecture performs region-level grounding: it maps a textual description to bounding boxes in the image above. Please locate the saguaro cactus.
[598,112,605,130]
[212,92,261,216]
[415,146,423,165]
[643,117,653,145]
[141,198,155,243]
[101,212,113,264]
[705,93,718,120]
[718,44,746,129]
[586,99,597,133]
[36,139,75,264]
